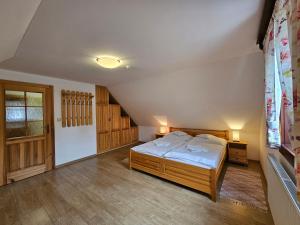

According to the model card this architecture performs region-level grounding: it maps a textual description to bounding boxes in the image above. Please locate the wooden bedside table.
[227,141,248,166]
[155,133,167,139]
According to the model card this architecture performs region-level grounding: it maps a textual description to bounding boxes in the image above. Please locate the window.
[280,93,295,167]
[5,90,44,139]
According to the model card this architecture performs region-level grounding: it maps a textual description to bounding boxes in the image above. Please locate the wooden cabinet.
[96,86,138,154]
[228,141,248,165]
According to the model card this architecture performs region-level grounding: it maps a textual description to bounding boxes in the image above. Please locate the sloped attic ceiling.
[0,0,264,86]
[0,0,265,159]
[0,0,41,63]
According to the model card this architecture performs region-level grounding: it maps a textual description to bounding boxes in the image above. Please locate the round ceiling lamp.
[96,56,122,69]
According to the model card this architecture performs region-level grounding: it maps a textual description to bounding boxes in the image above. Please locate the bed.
[129,127,229,201]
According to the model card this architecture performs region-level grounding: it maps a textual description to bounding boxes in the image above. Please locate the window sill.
[279,144,295,167]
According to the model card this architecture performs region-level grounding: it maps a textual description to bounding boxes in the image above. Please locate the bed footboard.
[129,149,224,201]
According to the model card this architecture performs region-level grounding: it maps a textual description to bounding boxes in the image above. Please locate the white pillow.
[196,134,227,146]
[171,131,188,136]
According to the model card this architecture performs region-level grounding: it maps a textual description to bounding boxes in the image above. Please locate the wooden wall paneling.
[110,104,121,131]
[80,92,85,125]
[89,93,93,125]
[71,91,76,126]
[66,91,71,127]
[0,83,5,186]
[85,93,89,125]
[61,90,66,127]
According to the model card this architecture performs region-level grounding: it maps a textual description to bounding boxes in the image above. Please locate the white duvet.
[132,133,192,157]
[163,141,226,169]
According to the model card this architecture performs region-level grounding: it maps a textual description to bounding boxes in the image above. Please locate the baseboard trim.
[98,142,140,155]
[55,142,140,169]
[55,154,98,169]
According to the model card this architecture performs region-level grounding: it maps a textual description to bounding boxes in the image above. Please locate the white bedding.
[132,134,192,157]
[163,141,226,169]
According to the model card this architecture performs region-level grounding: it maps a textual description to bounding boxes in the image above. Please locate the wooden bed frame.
[129,127,229,201]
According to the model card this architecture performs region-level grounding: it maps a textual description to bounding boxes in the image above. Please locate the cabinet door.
[98,133,110,153]
[121,129,131,145]
[130,127,138,143]
[96,86,109,104]
[121,116,130,129]
[111,131,121,149]
[97,104,110,133]
[110,104,121,131]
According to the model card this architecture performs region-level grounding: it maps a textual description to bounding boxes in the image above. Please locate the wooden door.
[1,81,54,184]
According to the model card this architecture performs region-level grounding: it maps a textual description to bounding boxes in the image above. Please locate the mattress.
[163,142,226,169]
[131,134,191,157]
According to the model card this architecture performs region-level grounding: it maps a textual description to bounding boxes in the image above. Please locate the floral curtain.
[264,0,300,201]
[265,16,282,148]
[290,0,300,201]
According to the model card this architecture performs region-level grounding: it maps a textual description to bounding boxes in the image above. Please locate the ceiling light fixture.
[96,56,122,69]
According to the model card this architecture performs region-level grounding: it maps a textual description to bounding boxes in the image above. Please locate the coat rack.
[61,90,94,127]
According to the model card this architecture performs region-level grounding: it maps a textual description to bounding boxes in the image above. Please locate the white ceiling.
[0,0,263,86]
[0,0,41,63]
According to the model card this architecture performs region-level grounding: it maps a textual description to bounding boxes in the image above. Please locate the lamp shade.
[160,126,167,134]
[96,56,122,69]
[232,130,240,142]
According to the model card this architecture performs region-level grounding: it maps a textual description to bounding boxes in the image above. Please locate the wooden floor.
[0,145,274,225]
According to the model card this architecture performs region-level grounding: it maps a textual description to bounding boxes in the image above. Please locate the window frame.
[280,94,294,167]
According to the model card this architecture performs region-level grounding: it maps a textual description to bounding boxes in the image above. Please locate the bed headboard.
[169,127,229,140]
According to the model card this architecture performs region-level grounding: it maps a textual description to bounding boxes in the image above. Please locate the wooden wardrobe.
[96,86,138,153]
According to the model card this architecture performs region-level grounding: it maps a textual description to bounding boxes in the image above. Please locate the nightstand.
[227,141,248,166]
[155,133,167,139]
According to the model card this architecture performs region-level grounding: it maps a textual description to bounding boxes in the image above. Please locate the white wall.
[0,0,41,63]
[138,126,158,142]
[0,69,97,166]
[110,51,265,160]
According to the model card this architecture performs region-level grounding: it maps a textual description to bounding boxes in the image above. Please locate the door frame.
[0,79,55,186]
